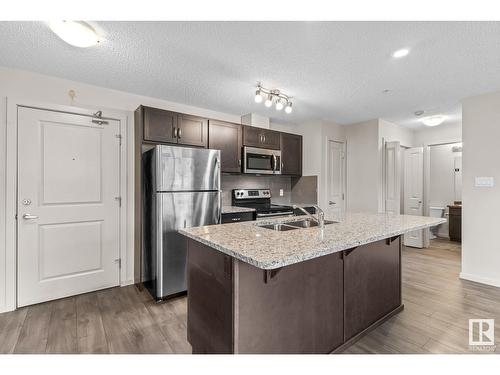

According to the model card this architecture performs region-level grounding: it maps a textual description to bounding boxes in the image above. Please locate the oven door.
[243,146,281,175]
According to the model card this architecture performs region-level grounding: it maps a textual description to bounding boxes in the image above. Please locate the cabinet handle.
[238,159,241,166]
[172,126,177,139]
[259,134,263,143]
[231,217,241,222]
[263,134,266,143]
[177,127,182,139]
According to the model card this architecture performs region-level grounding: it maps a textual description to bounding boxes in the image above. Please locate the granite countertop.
[221,206,256,214]
[179,212,446,270]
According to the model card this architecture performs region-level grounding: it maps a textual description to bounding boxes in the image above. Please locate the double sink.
[258,218,335,231]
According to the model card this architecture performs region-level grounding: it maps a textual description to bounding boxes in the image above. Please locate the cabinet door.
[280,133,302,175]
[178,114,208,147]
[209,120,242,173]
[242,126,264,148]
[242,126,281,150]
[143,107,178,143]
[261,129,281,150]
[343,237,401,341]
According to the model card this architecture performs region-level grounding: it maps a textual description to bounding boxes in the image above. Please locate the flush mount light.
[421,115,446,127]
[254,84,293,114]
[49,21,100,48]
[392,48,410,58]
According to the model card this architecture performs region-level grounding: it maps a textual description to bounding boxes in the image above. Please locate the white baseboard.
[459,272,500,288]
[120,279,134,287]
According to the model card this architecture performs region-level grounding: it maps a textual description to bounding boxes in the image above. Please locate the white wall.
[414,120,462,146]
[461,90,500,287]
[429,143,462,237]
[344,119,380,213]
[0,66,247,312]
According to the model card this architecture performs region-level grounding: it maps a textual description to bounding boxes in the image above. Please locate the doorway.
[326,140,346,217]
[16,106,122,307]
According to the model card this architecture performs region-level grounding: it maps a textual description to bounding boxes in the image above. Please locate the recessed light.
[421,115,446,127]
[392,48,410,58]
[382,89,391,94]
[49,21,100,48]
[414,110,425,117]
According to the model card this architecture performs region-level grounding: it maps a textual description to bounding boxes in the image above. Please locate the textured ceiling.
[1,21,499,128]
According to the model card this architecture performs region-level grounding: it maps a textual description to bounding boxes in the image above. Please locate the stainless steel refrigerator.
[142,145,221,300]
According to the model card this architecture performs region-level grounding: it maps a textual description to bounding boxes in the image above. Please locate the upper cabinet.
[177,114,208,147]
[142,106,208,148]
[280,133,302,176]
[208,120,242,173]
[242,126,280,150]
[143,107,178,144]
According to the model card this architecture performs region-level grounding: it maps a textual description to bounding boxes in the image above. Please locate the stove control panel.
[233,189,271,200]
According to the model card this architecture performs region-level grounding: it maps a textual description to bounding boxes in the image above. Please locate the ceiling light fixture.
[49,21,100,48]
[254,89,263,103]
[392,48,410,58]
[421,115,446,127]
[254,84,293,114]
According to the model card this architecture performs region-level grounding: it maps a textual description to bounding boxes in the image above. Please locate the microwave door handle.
[272,154,276,172]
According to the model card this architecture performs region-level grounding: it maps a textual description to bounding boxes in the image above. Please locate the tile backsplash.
[221,174,292,205]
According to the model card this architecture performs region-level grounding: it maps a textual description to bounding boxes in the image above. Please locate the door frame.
[324,138,346,214]
[2,98,131,312]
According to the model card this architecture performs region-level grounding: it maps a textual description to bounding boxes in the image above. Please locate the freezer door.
[156,191,221,298]
[156,145,221,191]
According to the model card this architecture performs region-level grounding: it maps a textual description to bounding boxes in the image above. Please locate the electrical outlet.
[279,189,284,197]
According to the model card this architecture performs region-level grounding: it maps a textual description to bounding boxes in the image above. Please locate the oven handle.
[256,211,294,218]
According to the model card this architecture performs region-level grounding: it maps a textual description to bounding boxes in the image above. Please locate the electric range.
[232,189,294,218]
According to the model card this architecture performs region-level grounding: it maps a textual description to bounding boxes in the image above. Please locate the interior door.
[384,141,401,214]
[327,141,345,216]
[17,107,121,307]
[404,147,424,248]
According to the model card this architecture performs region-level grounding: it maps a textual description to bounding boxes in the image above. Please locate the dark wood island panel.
[186,236,403,354]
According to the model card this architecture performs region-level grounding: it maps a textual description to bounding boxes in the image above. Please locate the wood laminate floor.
[1,238,499,354]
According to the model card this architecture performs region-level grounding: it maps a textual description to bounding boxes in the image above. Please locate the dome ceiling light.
[49,21,100,48]
[421,115,447,127]
[254,84,293,114]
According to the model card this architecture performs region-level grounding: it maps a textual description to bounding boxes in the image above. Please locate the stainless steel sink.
[284,218,335,228]
[257,223,300,231]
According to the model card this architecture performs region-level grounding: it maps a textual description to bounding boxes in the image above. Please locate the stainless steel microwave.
[243,146,281,175]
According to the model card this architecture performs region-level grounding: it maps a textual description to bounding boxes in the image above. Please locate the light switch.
[475,177,494,187]
[279,189,284,197]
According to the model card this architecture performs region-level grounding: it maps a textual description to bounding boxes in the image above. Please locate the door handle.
[329,201,336,205]
[22,213,38,220]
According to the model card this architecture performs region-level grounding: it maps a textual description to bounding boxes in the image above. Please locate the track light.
[254,84,293,114]
[264,94,273,108]
[254,89,263,103]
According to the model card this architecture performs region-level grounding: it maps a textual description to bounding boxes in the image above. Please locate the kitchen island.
[179,212,445,354]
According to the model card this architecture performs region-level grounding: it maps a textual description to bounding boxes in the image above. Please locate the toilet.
[429,206,445,239]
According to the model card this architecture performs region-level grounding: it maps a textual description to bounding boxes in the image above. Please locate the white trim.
[1,98,132,313]
[459,272,500,288]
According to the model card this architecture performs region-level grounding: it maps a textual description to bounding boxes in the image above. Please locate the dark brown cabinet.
[177,114,208,147]
[143,106,178,143]
[343,237,401,341]
[448,205,462,242]
[208,120,242,173]
[242,126,280,150]
[280,133,302,176]
[142,106,208,147]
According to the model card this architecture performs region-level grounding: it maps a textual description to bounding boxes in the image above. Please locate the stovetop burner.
[232,189,294,218]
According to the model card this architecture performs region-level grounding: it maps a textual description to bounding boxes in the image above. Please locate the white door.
[327,140,346,216]
[384,141,401,214]
[17,107,121,307]
[404,147,424,248]
[454,155,462,201]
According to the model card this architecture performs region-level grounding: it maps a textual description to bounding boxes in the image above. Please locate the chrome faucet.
[292,204,325,229]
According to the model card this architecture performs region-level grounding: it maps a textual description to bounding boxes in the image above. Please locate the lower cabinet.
[343,237,401,340]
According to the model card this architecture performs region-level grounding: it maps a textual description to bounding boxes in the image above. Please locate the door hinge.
[115,258,122,268]
[115,134,122,145]
[342,193,345,200]
[115,196,122,207]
